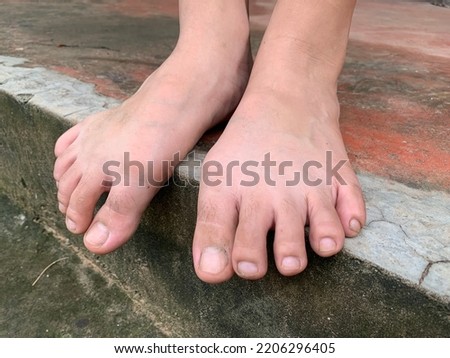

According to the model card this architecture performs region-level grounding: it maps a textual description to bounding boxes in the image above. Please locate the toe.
[65,171,108,234]
[57,164,82,213]
[83,184,154,254]
[53,146,77,182]
[54,124,80,157]
[273,198,308,276]
[307,191,345,257]
[193,189,238,283]
[232,195,273,280]
[335,177,366,237]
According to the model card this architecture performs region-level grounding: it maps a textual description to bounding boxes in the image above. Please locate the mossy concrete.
[0,194,164,338]
[1,91,449,337]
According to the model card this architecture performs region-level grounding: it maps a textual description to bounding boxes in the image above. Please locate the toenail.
[281,256,301,271]
[237,261,258,277]
[199,247,228,274]
[319,238,337,253]
[349,218,361,233]
[66,217,76,232]
[85,222,109,247]
[58,202,66,213]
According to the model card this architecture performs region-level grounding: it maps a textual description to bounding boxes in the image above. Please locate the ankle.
[237,82,341,132]
[175,27,251,75]
[246,75,339,111]
[178,0,250,54]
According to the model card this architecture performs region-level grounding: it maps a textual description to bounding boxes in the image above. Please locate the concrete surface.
[0,194,164,338]
[1,58,450,338]
[1,0,450,337]
[0,0,448,191]
[1,193,450,338]
[1,56,449,302]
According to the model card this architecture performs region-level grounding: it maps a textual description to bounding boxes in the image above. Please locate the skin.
[54,0,252,253]
[192,0,366,282]
[54,0,366,283]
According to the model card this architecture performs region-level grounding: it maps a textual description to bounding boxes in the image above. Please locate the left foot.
[192,0,364,283]
[192,83,366,283]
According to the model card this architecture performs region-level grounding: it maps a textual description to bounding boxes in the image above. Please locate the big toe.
[83,184,155,254]
[192,189,238,283]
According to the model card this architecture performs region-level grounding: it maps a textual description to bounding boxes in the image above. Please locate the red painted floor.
[1,0,449,191]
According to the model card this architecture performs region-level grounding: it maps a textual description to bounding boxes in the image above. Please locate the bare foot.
[192,0,365,283]
[193,84,366,283]
[53,2,252,253]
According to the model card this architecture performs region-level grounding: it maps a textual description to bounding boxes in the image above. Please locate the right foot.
[53,13,251,253]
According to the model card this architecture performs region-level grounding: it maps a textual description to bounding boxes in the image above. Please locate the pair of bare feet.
[53,0,366,283]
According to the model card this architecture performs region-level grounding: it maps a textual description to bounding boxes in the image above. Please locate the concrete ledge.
[1,56,449,337]
[347,176,450,301]
[0,194,166,338]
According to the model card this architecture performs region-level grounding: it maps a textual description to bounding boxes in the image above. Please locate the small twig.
[32,257,68,287]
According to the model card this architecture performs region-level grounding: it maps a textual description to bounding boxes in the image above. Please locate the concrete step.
[0,194,165,338]
[0,56,449,337]
[1,0,450,337]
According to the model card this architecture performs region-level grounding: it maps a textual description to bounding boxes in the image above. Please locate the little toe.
[307,191,345,257]
[53,146,78,183]
[193,189,238,283]
[232,196,273,280]
[273,200,308,276]
[336,178,366,237]
[54,124,80,157]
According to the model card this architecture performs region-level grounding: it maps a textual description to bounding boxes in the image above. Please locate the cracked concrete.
[345,175,450,301]
[421,262,450,296]
[0,55,119,122]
